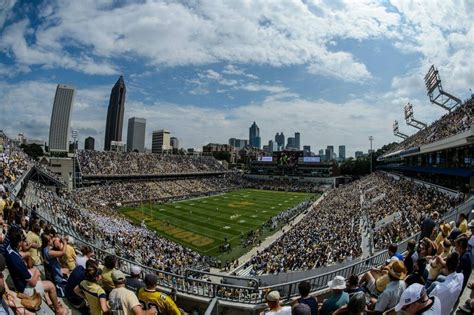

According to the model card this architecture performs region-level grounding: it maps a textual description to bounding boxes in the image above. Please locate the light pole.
[72,129,78,189]
[369,136,373,173]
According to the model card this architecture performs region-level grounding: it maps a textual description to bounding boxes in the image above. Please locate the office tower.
[84,137,95,150]
[127,117,146,152]
[355,151,364,158]
[268,140,278,152]
[275,132,285,149]
[249,121,261,149]
[170,137,179,149]
[339,145,346,161]
[294,132,301,150]
[287,137,295,149]
[326,145,334,161]
[228,138,248,149]
[152,129,171,154]
[49,84,75,152]
[303,145,311,153]
[104,76,126,151]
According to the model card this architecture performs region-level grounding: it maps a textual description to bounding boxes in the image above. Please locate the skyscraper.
[127,117,146,152]
[326,145,334,161]
[49,84,75,152]
[287,137,295,149]
[275,132,285,149]
[84,137,95,150]
[249,121,261,149]
[104,76,126,151]
[339,145,346,161]
[294,132,301,150]
[152,129,171,154]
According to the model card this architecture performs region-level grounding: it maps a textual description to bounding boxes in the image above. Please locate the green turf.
[119,189,315,258]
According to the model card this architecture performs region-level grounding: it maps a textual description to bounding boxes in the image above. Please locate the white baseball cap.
[395,283,425,311]
[327,275,346,290]
[130,265,142,275]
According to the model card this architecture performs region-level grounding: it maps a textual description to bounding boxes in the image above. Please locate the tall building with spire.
[249,121,261,149]
[49,84,75,153]
[104,76,126,151]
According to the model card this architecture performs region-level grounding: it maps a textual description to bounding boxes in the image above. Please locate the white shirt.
[260,306,292,315]
[430,272,464,315]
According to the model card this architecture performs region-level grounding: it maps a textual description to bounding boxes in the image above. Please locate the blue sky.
[1,0,473,155]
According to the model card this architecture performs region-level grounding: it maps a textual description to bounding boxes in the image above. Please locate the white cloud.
[237,83,287,94]
[0,0,405,81]
[0,0,16,30]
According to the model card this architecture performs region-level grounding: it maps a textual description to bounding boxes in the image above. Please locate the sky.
[0,0,473,156]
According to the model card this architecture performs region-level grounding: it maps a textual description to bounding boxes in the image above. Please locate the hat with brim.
[441,223,451,236]
[468,220,474,229]
[389,261,407,280]
[395,283,424,311]
[328,276,346,290]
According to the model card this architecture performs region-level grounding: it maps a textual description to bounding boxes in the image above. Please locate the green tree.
[20,143,44,160]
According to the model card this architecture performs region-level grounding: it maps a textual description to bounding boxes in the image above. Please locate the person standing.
[108,270,142,315]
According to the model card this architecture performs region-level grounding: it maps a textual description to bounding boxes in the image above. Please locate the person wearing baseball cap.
[320,276,349,315]
[395,283,441,314]
[138,273,181,315]
[260,290,291,315]
[125,265,145,294]
[108,270,142,315]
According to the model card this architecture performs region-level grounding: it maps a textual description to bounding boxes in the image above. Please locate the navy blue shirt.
[65,265,86,305]
[5,244,31,292]
[457,250,472,290]
[298,296,318,315]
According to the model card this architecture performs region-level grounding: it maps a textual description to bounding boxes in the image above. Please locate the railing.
[17,180,474,305]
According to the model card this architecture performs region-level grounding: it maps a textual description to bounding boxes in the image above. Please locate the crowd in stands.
[243,172,457,275]
[244,178,324,193]
[0,133,34,188]
[368,174,461,251]
[388,98,474,154]
[73,175,239,206]
[77,150,226,176]
[24,182,206,274]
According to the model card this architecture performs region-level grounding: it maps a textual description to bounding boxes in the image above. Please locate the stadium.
[1,3,474,315]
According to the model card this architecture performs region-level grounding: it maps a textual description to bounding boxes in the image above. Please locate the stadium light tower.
[404,103,427,130]
[393,120,409,140]
[71,129,78,189]
[424,65,461,111]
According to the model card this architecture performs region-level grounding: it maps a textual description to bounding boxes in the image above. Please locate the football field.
[119,189,315,258]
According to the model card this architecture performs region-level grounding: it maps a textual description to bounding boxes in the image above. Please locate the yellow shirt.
[26,231,41,265]
[0,199,5,216]
[100,267,115,293]
[460,219,468,233]
[79,280,106,315]
[138,288,181,315]
[62,244,77,270]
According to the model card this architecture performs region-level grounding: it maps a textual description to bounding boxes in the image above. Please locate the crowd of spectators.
[388,98,474,154]
[243,172,457,275]
[371,174,461,251]
[77,150,226,176]
[244,178,324,193]
[23,182,206,274]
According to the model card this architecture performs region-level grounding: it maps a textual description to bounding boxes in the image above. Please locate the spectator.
[394,284,441,314]
[292,303,311,315]
[108,270,142,315]
[405,258,427,287]
[404,240,417,275]
[345,275,363,298]
[138,273,181,315]
[5,227,67,315]
[370,260,406,313]
[61,236,77,272]
[388,243,403,261]
[320,276,349,315]
[101,255,117,294]
[420,212,438,240]
[458,213,468,234]
[76,245,94,268]
[455,236,472,291]
[429,252,463,314]
[65,259,92,314]
[74,261,109,315]
[295,281,318,315]
[333,292,368,315]
[125,265,145,294]
[25,223,41,268]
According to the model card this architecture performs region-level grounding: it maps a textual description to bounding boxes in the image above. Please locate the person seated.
[292,281,318,315]
[4,227,67,315]
[405,258,427,287]
[394,283,441,314]
[138,273,182,315]
[345,275,363,298]
[367,261,406,314]
[74,260,109,315]
[320,276,349,315]
[333,292,368,315]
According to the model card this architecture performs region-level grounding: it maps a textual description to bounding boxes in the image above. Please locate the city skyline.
[1,1,472,154]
